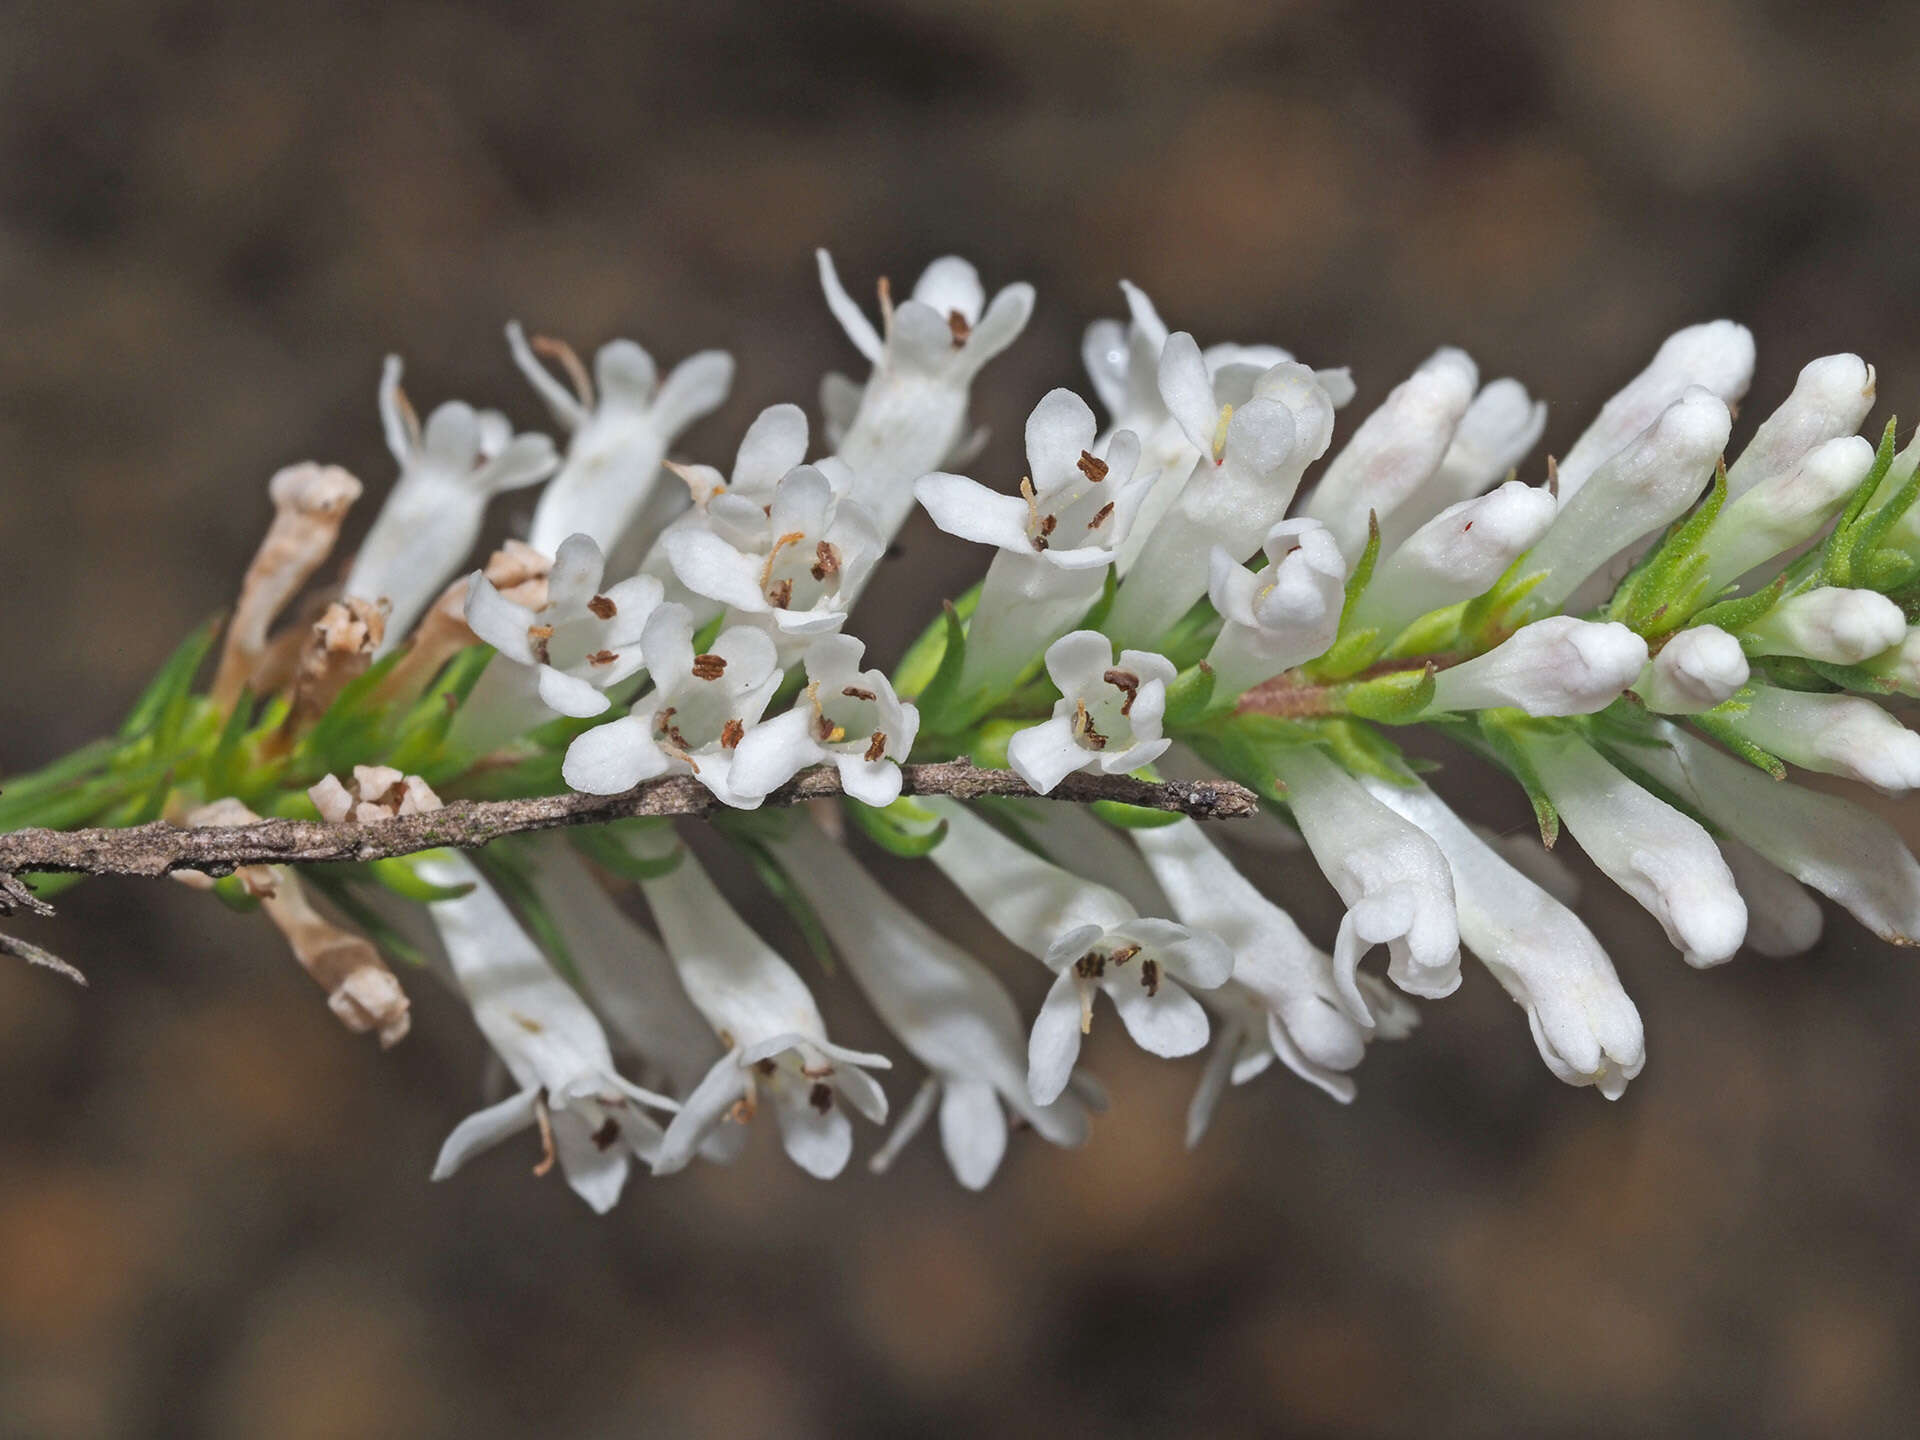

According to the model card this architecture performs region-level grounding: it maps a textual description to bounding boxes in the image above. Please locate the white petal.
[594,339,658,409]
[551,1111,632,1213]
[815,249,883,363]
[913,255,985,323]
[1006,715,1088,796]
[771,1084,853,1179]
[733,403,810,492]
[914,473,1036,551]
[463,574,538,662]
[959,283,1035,375]
[651,351,735,436]
[431,1088,537,1180]
[665,528,769,612]
[563,716,671,794]
[1157,332,1219,454]
[1027,971,1086,1106]
[938,1076,1008,1190]
[1107,976,1210,1057]
[1025,388,1099,492]
[834,752,904,808]
[537,666,613,719]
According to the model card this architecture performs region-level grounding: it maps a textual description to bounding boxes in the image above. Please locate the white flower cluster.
[221,251,1919,1211]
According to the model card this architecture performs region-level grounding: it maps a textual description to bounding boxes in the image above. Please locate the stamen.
[591,1116,621,1151]
[1073,698,1108,750]
[1073,950,1107,979]
[842,685,877,701]
[532,1090,557,1177]
[393,383,422,450]
[1087,501,1115,530]
[720,718,745,749]
[809,1082,835,1114]
[1021,477,1049,551]
[1141,958,1162,997]
[947,310,971,346]
[1104,667,1140,716]
[691,652,727,681]
[1077,450,1109,483]
[531,333,595,410]
[767,578,794,609]
[877,275,893,333]
[864,731,887,762]
[1211,403,1234,463]
[587,594,617,620]
[1078,980,1095,1035]
[527,623,554,666]
[760,531,808,598]
[1108,944,1140,967]
[810,540,842,583]
[586,649,618,667]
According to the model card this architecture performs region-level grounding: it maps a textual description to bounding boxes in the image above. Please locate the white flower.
[1132,818,1373,1104]
[768,817,1099,1189]
[1554,320,1754,502]
[920,799,1230,1106]
[1635,624,1749,713]
[1631,719,1920,943]
[1103,336,1337,647]
[1005,631,1175,795]
[1724,353,1876,501]
[1301,346,1481,559]
[1695,435,1876,593]
[636,839,889,1179]
[1425,616,1648,717]
[1512,727,1747,966]
[1380,378,1548,547]
[1203,518,1348,697]
[1266,743,1462,1011]
[346,356,559,649]
[660,401,810,506]
[663,462,882,658]
[915,388,1153,701]
[1520,386,1732,615]
[817,250,1035,546]
[1719,838,1825,959]
[728,633,920,806]
[1361,777,1645,1099]
[1727,686,1920,794]
[1739,587,1907,666]
[462,533,663,719]
[418,851,677,1214]
[508,323,734,556]
[1349,480,1557,640]
[561,604,782,805]
[1863,627,1920,697]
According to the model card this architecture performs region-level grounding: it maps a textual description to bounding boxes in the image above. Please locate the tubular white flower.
[1725,686,1920,794]
[636,837,889,1180]
[1203,518,1348,697]
[1520,386,1732,615]
[1863,627,1920,697]
[1103,338,1336,647]
[417,851,677,1214]
[1382,378,1548,546]
[1718,838,1825,959]
[1631,719,1920,943]
[1301,346,1480,559]
[1739,586,1907,666]
[561,604,782,805]
[768,818,1097,1189]
[1513,727,1747,967]
[1132,818,1372,1104]
[663,462,882,661]
[1724,353,1876,501]
[919,799,1231,1106]
[510,323,733,556]
[1267,744,1462,1012]
[915,388,1154,701]
[1554,320,1754,503]
[1634,624,1749,714]
[1004,631,1175,795]
[463,533,663,720]
[1361,777,1645,1099]
[1425,616,1647,717]
[728,633,919,806]
[1696,435,1877,593]
[1349,480,1557,639]
[816,250,1035,548]
[346,355,559,649]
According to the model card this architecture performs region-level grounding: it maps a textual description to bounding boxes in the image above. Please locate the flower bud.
[1696,434,1875,593]
[1741,586,1907,665]
[1351,479,1557,638]
[1725,353,1876,501]
[1730,687,1920,794]
[1427,616,1647,717]
[1636,624,1748,713]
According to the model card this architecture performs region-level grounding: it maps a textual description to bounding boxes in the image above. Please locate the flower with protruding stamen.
[508,322,733,556]
[920,799,1230,1107]
[1266,744,1462,1012]
[1634,625,1748,714]
[1510,727,1747,967]
[729,633,920,806]
[1554,320,1754,502]
[1725,687,1920,794]
[1724,352,1876,500]
[1360,777,1645,1099]
[1381,378,1548,547]
[633,837,889,1180]
[1695,435,1877,594]
[1005,631,1175,795]
[1302,346,1481,559]
[769,817,1099,1189]
[1424,616,1647,717]
[1204,518,1347,698]
[816,250,1035,545]
[561,604,782,805]
[916,389,1153,702]
[346,355,559,649]
[1738,586,1907,666]
[664,463,882,661]
[463,533,662,719]
[418,851,678,1214]
[1350,480,1557,640]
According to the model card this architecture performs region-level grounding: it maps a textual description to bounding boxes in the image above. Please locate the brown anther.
[864,731,887,762]
[1104,667,1140,716]
[1141,957,1162,997]
[1073,698,1108,750]
[1107,944,1141,967]
[1077,450,1109,483]
[755,1058,778,1076]
[1039,513,1058,537]
[816,710,838,742]
[810,540,842,582]
[586,649,619,667]
[532,1091,557,1177]
[691,652,727,681]
[1074,951,1107,979]
[767,578,794,609]
[592,1117,621,1151]
[587,594,617,620]
[527,622,555,667]
[841,686,877,702]
[809,1082,835,1113]
[531,333,596,410]
[720,718,745,749]
[1087,501,1115,530]
[947,309,972,346]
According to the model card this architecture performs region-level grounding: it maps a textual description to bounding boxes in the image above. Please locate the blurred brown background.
[5,1,1920,1435]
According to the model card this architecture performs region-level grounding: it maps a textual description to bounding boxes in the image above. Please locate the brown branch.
[0,928,85,985]
[0,762,1256,890]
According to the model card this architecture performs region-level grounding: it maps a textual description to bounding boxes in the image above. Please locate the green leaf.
[1686,704,1788,779]
[1162,663,1218,728]
[569,820,688,880]
[1306,511,1385,679]
[1475,710,1562,847]
[845,795,949,856]
[1819,417,1900,587]
[1690,574,1788,635]
[729,832,838,975]
[119,614,222,741]
[366,853,477,902]
[1089,798,1185,829]
[892,582,981,700]
[913,601,975,737]
[1336,663,1437,724]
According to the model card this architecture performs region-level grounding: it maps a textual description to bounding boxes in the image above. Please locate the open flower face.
[1006,631,1176,795]
[729,633,920,806]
